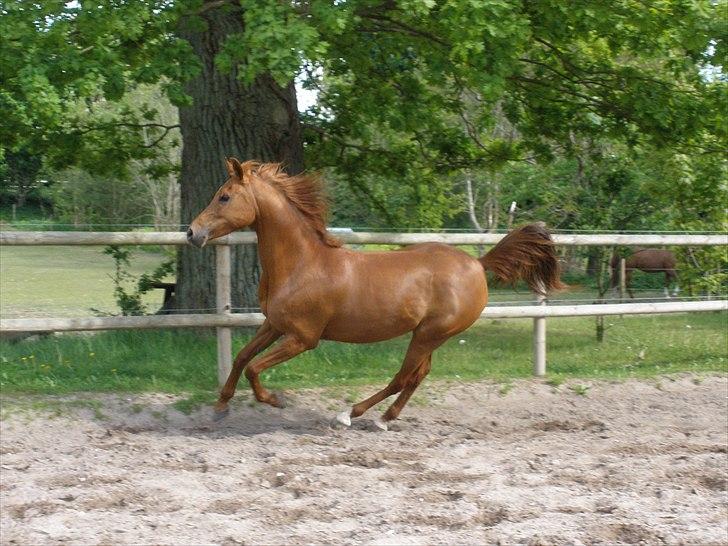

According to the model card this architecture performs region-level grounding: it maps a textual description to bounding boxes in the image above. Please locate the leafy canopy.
[1,0,725,226]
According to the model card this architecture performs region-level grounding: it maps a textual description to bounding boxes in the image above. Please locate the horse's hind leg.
[377,355,433,430]
[336,330,445,428]
[213,319,281,419]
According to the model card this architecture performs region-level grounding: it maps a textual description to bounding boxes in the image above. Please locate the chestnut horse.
[610,249,679,298]
[188,159,563,430]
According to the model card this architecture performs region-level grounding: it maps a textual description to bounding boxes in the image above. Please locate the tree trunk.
[174,5,304,314]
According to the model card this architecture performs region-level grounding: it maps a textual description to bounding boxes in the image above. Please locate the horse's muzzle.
[187,226,209,248]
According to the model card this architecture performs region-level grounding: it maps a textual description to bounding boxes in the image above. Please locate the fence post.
[619,258,627,301]
[216,244,232,387]
[533,293,546,376]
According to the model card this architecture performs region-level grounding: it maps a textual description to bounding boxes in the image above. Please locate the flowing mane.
[250,162,341,248]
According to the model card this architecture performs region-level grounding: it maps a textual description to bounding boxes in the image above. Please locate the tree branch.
[75,122,181,136]
[303,123,397,157]
[359,14,450,47]
[141,125,181,148]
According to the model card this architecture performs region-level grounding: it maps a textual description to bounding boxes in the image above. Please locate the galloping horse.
[188,159,563,429]
[610,249,679,298]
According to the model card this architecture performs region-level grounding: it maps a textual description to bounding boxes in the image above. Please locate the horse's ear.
[225,157,246,181]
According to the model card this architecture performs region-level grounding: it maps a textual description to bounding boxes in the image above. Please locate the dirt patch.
[1,375,727,545]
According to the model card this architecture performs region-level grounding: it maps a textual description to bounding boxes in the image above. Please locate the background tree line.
[2,0,725,309]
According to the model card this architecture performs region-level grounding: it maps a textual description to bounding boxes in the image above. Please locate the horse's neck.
[252,180,327,284]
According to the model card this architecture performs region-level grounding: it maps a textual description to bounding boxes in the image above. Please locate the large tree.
[2,0,724,311]
[175,4,304,311]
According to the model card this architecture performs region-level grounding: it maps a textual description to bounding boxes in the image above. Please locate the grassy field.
[1,313,725,399]
[0,246,171,318]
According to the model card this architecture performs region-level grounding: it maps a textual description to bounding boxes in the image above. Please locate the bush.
[47,168,152,227]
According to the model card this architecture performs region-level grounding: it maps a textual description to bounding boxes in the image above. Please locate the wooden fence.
[1,230,726,382]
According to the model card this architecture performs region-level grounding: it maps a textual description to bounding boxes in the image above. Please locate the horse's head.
[187,158,258,248]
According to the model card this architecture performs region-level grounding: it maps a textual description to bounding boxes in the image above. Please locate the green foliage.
[303,0,724,223]
[638,149,728,293]
[47,168,150,226]
[101,245,175,316]
[2,0,724,231]
[328,166,462,228]
[0,149,45,207]
[568,384,590,396]
[0,1,193,177]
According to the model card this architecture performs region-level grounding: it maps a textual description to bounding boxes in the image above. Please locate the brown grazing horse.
[188,159,563,430]
[610,249,679,298]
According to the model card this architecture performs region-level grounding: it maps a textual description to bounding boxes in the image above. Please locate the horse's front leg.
[667,269,679,297]
[244,335,315,408]
[214,319,281,420]
[625,271,635,299]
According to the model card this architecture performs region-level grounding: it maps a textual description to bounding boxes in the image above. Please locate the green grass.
[1,313,725,397]
[568,384,591,396]
[0,397,107,420]
[0,246,170,318]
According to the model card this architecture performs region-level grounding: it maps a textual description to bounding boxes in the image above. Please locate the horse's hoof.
[372,417,388,432]
[331,411,351,428]
[269,392,287,409]
[212,406,230,422]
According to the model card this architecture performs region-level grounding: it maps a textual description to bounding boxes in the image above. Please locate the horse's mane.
[250,162,341,248]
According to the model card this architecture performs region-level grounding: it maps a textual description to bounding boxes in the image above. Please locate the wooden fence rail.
[3,300,724,333]
[1,230,726,380]
[2,230,726,246]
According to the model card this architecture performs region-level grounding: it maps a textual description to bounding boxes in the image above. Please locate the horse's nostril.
[186,228,193,239]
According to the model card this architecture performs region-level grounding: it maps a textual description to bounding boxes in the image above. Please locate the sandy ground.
[1,375,727,546]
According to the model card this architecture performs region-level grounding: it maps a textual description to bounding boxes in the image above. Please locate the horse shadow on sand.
[62,391,387,440]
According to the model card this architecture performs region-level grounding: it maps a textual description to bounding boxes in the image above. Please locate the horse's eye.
[219,194,230,203]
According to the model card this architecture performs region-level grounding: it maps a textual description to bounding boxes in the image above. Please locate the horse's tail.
[479,223,565,296]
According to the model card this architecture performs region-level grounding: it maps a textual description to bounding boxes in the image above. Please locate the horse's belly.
[320,292,426,343]
[321,313,420,343]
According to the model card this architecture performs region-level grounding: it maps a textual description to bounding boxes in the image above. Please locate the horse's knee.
[389,375,410,392]
[232,351,252,369]
[293,336,318,352]
[244,365,258,382]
